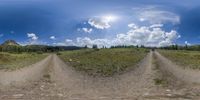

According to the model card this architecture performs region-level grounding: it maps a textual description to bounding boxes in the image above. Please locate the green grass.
[0,52,48,70]
[159,50,200,70]
[59,48,149,76]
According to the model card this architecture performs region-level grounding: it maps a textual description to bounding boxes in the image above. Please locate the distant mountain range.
[1,40,20,46]
[0,40,84,51]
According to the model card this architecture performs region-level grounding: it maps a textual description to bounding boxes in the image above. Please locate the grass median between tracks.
[59,48,149,76]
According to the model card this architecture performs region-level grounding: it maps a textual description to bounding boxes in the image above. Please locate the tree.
[92,44,98,49]
[185,44,188,50]
[0,46,2,52]
[84,45,88,49]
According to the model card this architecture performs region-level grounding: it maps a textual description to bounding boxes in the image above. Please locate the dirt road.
[0,51,200,100]
[155,51,200,84]
[0,55,52,86]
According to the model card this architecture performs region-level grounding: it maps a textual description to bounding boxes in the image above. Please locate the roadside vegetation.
[59,48,149,76]
[158,50,200,69]
[0,52,48,70]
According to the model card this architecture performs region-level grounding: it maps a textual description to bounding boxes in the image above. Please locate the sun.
[102,15,118,22]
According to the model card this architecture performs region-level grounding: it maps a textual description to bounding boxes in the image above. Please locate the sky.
[0,0,200,47]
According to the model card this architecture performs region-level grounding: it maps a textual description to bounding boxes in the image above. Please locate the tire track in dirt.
[154,51,200,100]
[1,51,199,100]
[0,55,52,87]
[0,52,156,100]
[50,51,164,99]
[155,51,200,84]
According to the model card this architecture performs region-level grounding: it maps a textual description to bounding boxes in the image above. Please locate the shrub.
[36,51,43,54]
[57,52,62,55]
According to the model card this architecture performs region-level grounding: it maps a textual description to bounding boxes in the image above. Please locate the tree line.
[0,45,83,53]
[1,44,200,53]
[159,44,200,51]
[109,44,200,51]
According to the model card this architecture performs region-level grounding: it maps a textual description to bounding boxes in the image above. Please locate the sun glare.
[103,15,118,22]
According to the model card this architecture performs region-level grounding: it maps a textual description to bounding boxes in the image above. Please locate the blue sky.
[0,0,199,47]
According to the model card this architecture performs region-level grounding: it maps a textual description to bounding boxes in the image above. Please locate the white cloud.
[76,37,109,48]
[150,24,163,28]
[133,7,180,24]
[19,40,47,46]
[53,42,66,46]
[128,23,138,29]
[116,24,180,47]
[65,39,75,46]
[77,37,93,47]
[88,18,110,29]
[27,33,38,40]
[52,24,180,48]
[53,39,75,46]
[50,36,56,40]
[88,15,117,29]
[82,28,93,33]
[53,37,109,48]
[74,24,180,47]
[185,41,191,45]
[27,33,39,44]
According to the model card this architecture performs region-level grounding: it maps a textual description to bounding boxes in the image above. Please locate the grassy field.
[59,48,149,76]
[0,52,48,70]
[159,50,200,70]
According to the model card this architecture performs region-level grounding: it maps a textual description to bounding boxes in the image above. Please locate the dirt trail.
[154,51,200,84]
[154,51,200,99]
[50,52,157,99]
[0,55,52,87]
[0,51,200,100]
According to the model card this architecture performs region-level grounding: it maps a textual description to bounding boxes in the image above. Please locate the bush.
[57,52,62,55]
[36,51,43,54]
[92,44,98,49]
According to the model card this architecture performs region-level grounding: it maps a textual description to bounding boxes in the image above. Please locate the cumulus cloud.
[185,41,191,45]
[73,23,180,47]
[117,24,180,47]
[27,33,38,40]
[53,42,65,46]
[88,17,111,29]
[150,24,163,28]
[82,28,93,33]
[19,40,47,46]
[76,37,109,48]
[27,33,39,44]
[128,23,138,28]
[50,36,56,40]
[65,39,75,46]
[53,39,75,46]
[53,23,180,48]
[133,6,180,24]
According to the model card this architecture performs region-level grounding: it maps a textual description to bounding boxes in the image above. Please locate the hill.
[1,40,20,46]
